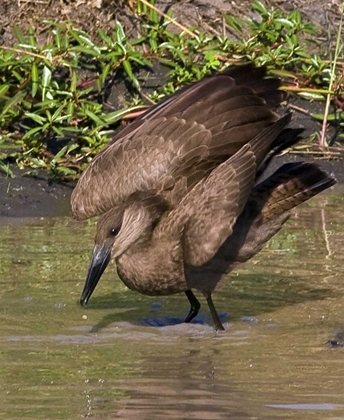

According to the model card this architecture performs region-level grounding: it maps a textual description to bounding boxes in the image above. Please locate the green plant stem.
[320,8,343,148]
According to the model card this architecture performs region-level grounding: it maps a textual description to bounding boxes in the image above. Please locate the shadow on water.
[1,188,344,419]
[88,306,229,332]
[79,276,336,332]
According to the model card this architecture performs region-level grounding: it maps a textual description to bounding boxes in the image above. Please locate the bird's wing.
[159,114,294,267]
[162,145,257,267]
[72,65,286,220]
[220,162,337,266]
[71,117,212,219]
[104,64,285,147]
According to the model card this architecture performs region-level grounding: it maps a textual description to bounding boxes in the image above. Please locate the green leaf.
[224,15,243,34]
[149,37,158,51]
[0,159,14,177]
[17,43,37,51]
[115,21,126,44]
[31,62,39,98]
[78,34,96,47]
[54,114,71,123]
[84,109,105,125]
[122,60,139,89]
[11,70,25,84]
[311,112,343,121]
[29,27,36,47]
[62,126,81,133]
[0,84,10,97]
[51,103,67,121]
[275,18,294,28]
[131,35,147,46]
[52,126,65,137]
[55,166,77,176]
[70,45,100,57]
[129,54,152,67]
[53,28,61,49]
[67,143,79,153]
[13,25,26,44]
[51,145,68,164]
[98,29,113,46]
[0,91,26,117]
[24,112,46,125]
[104,51,123,61]
[101,62,111,84]
[27,157,47,168]
[71,71,78,93]
[67,102,75,122]
[96,106,143,127]
[149,6,159,23]
[46,109,52,123]
[297,91,324,100]
[42,63,52,101]
[22,126,45,139]
[252,0,268,16]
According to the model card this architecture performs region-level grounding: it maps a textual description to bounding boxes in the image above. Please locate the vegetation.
[0,0,343,179]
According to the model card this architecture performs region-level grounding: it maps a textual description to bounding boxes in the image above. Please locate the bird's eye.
[110,227,120,237]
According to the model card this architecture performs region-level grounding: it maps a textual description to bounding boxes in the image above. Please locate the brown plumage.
[71,64,336,330]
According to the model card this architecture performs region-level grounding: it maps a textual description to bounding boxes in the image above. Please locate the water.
[1,188,344,419]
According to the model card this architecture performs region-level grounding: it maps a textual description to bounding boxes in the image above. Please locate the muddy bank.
[1,153,342,218]
[0,167,74,218]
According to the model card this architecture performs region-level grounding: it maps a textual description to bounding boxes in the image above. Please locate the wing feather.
[71,64,288,220]
[71,118,212,219]
[163,146,257,267]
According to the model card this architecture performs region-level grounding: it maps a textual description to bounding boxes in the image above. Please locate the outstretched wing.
[160,145,256,267]
[71,65,285,220]
[160,115,294,267]
[71,118,212,219]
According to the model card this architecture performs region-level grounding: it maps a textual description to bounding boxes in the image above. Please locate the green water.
[1,188,344,419]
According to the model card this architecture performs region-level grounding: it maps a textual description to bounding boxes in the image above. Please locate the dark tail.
[224,162,336,265]
[252,162,336,222]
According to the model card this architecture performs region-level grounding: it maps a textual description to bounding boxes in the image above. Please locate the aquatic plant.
[0,0,343,178]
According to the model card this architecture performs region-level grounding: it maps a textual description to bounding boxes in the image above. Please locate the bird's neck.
[115,222,186,295]
[113,195,187,294]
[114,194,170,258]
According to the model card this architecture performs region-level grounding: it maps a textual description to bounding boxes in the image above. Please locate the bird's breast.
[115,246,186,296]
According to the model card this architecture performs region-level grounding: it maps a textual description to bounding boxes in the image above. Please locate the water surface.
[1,188,344,419]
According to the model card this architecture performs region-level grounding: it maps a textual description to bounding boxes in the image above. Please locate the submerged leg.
[184,290,201,323]
[205,293,225,331]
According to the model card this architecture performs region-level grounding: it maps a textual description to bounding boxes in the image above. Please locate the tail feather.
[223,162,336,265]
[252,162,336,222]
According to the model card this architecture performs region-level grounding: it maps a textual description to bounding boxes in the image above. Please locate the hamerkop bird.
[71,64,336,330]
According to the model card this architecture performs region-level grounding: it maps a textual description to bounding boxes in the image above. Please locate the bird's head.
[80,193,169,307]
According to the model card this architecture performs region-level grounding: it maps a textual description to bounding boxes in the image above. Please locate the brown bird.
[71,64,336,330]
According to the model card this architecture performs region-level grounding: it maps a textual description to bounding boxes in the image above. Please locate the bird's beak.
[80,243,111,307]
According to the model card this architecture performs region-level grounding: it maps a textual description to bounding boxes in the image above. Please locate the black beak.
[80,244,111,307]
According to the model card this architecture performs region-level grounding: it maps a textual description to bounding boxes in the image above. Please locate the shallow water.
[1,187,344,420]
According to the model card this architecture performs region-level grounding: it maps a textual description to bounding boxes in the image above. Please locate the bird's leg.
[184,290,201,323]
[205,293,225,331]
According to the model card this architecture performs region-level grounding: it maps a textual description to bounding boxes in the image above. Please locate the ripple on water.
[1,191,344,419]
